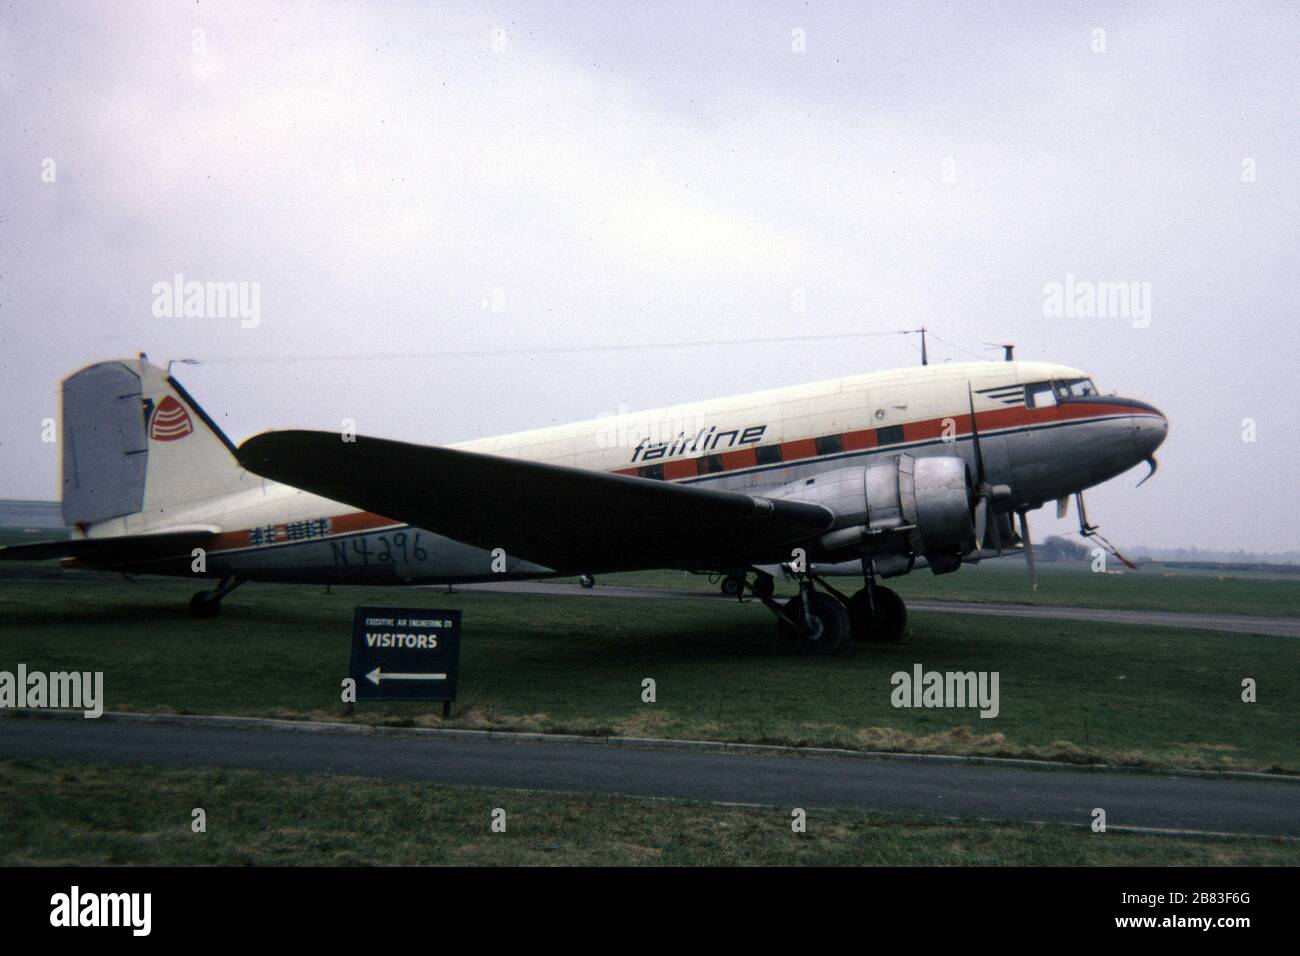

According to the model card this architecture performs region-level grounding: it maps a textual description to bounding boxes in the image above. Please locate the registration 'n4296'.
[330,530,428,567]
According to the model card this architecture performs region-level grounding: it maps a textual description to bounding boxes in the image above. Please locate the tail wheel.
[776,592,851,655]
[848,585,908,642]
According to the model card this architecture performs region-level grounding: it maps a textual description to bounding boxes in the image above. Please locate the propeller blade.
[988,505,1004,555]
[966,383,987,487]
[965,383,1004,554]
[1019,510,1038,591]
[1136,455,1158,487]
[973,497,988,553]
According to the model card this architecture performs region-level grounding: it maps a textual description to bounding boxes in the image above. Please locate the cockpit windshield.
[1026,377,1098,407]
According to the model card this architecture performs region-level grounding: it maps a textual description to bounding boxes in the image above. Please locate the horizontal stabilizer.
[237,431,835,574]
[0,529,216,566]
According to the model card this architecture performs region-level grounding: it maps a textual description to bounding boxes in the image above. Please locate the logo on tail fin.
[148,395,193,441]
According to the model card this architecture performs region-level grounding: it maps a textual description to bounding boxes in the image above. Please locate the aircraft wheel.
[777,592,851,655]
[848,586,908,642]
[719,573,744,597]
[189,591,221,619]
[578,574,596,589]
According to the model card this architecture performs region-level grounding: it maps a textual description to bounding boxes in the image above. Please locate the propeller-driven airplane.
[1,355,1166,654]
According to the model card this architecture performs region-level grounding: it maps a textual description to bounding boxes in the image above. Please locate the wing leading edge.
[236,431,834,575]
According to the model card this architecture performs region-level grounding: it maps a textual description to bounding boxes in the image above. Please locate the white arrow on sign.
[366,667,448,686]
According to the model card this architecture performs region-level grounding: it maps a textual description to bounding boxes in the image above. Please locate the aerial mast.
[911,326,927,366]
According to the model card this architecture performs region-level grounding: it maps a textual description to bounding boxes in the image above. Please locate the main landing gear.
[845,571,909,645]
[188,576,245,618]
[729,561,909,655]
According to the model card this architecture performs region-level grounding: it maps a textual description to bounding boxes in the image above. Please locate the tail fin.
[62,357,247,528]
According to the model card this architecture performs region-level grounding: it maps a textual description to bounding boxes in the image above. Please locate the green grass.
[0,529,68,547]
[1,571,1297,773]
[1,758,1293,866]
[605,562,1300,617]
[5,525,1297,616]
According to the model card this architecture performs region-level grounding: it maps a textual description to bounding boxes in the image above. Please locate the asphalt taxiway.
[3,714,1297,838]
[457,581,1300,638]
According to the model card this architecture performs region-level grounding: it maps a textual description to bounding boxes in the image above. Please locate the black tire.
[751,573,775,600]
[848,585,908,642]
[578,574,596,589]
[189,592,220,619]
[720,574,743,597]
[776,592,851,655]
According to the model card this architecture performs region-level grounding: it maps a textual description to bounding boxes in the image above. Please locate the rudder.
[62,357,247,528]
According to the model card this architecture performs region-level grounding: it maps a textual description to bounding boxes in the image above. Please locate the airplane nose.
[1133,411,1168,459]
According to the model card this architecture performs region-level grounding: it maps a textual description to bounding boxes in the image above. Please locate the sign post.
[350,607,461,715]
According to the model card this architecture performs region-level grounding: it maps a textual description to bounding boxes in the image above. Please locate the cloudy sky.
[0,1,1295,551]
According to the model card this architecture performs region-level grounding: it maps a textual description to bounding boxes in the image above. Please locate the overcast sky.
[0,1,1296,551]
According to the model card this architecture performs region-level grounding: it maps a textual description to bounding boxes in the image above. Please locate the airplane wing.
[237,431,834,575]
[0,529,216,566]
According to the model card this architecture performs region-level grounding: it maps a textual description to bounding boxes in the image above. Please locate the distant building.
[0,500,64,529]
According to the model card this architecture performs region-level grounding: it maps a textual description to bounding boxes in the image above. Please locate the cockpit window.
[1026,382,1057,408]
[1028,378,1097,407]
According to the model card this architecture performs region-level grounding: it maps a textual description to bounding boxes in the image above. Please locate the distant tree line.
[1130,545,1300,565]
[1038,535,1090,563]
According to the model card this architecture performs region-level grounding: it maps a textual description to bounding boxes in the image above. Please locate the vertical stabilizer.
[62,358,247,528]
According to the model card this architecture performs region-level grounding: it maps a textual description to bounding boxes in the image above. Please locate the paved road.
[907,601,1300,638]
[456,581,1300,638]
[3,716,1297,837]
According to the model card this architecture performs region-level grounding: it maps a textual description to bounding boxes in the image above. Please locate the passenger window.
[815,435,843,456]
[755,445,783,465]
[876,425,905,445]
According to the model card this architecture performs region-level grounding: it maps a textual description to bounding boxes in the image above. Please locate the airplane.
[0,355,1167,655]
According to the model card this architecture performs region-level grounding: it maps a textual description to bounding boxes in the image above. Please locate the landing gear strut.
[737,567,852,656]
[777,589,852,655]
[188,576,244,618]
[846,560,908,642]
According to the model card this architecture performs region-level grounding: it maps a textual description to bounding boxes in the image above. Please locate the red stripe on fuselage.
[204,401,1157,557]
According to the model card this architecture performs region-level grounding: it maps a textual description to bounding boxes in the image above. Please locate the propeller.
[1018,509,1038,591]
[967,384,1003,555]
[967,384,1039,589]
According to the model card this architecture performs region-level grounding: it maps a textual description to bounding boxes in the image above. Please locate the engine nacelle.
[773,455,975,572]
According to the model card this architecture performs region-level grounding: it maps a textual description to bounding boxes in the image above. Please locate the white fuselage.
[79,360,1167,584]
